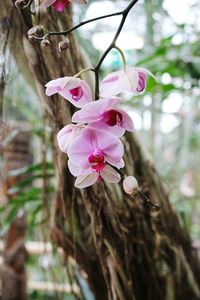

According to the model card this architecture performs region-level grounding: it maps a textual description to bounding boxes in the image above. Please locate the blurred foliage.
[0,162,54,234]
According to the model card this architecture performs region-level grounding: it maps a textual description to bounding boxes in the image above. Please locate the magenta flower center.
[136,72,146,92]
[53,0,70,12]
[69,86,83,101]
[88,150,105,172]
[103,109,123,127]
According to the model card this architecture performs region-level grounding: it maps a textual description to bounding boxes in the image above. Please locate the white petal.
[100,165,121,183]
[70,0,88,4]
[75,173,98,188]
[68,160,91,177]
[41,0,56,8]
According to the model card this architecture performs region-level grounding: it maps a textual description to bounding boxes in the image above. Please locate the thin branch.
[138,191,160,210]
[21,0,35,14]
[94,0,140,99]
[107,163,160,210]
[46,11,123,37]
[33,11,125,41]
[29,0,140,99]
[38,0,139,41]
[22,0,34,9]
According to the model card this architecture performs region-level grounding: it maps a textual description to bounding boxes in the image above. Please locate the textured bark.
[1,2,200,300]
[0,123,31,300]
[1,217,27,300]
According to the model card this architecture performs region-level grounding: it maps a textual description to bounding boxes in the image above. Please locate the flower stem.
[107,163,160,210]
[114,46,127,72]
[73,68,95,78]
[31,0,140,99]
[34,11,124,41]
[94,0,140,99]
[22,0,34,9]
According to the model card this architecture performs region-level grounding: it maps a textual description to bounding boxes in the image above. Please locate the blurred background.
[0,0,200,299]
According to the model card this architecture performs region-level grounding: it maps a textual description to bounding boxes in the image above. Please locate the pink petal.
[62,78,93,107]
[45,86,60,96]
[94,129,124,167]
[131,67,156,80]
[70,0,88,3]
[72,97,121,123]
[100,67,155,97]
[68,128,124,170]
[67,129,96,169]
[72,97,133,137]
[75,173,98,188]
[57,124,84,153]
[68,160,80,176]
[126,67,155,94]
[100,165,121,183]
[118,159,125,168]
[106,157,124,169]
[116,109,134,131]
[45,77,68,96]
[45,77,92,108]
[41,0,56,7]
[57,124,74,153]
[45,77,68,88]
[68,160,91,176]
[100,71,131,98]
[88,120,125,138]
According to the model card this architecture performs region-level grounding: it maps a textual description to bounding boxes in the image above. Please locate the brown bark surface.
[1,2,200,300]
[0,123,30,300]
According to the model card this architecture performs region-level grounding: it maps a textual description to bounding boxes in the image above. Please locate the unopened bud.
[123,176,139,195]
[58,39,70,52]
[15,0,26,7]
[28,35,35,42]
[40,39,50,48]
[28,25,44,38]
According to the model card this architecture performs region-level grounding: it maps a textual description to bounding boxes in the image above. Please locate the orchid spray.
[20,0,159,208]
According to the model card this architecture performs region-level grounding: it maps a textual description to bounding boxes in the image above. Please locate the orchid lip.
[92,162,106,173]
[69,86,84,101]
[136,72,146,92]
[102,109,123,127]
[88,150,105,172]
[53,0,70,12]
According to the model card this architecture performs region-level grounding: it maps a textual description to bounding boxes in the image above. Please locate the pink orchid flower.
[42,0,87,12]
[45,77,92,108]
[72,97,134,137]
[67,128,124,188]
[100,67,154,98]
[57,123,85,153]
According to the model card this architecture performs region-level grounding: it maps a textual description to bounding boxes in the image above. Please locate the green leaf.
[7,162,54,177]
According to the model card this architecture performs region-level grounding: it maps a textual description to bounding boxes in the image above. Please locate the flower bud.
[28,35,35,42]
[58,39,70,52]
[40,39,50,48]
[15,0,26,7]
[28,25,44,38]
[123,176,139,195]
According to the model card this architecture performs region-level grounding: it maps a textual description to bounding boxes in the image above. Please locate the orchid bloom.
[67,128,124,188]
[45,77,92,108]
[57,123,85,153]
[72,97,134,137]
[41,0,87,12]
[100,67,154,98]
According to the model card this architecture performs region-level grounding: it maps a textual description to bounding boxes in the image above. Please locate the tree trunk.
[1,2,200,299]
